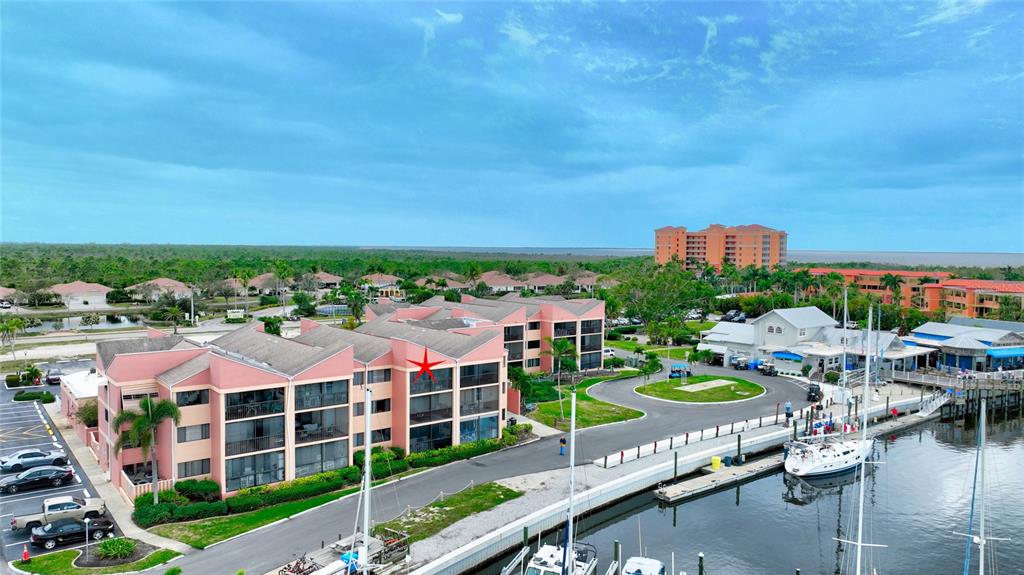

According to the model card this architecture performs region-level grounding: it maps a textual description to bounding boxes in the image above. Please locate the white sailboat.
[957,398,1010,575]
[526,390,598,575]
[784,296,874,478]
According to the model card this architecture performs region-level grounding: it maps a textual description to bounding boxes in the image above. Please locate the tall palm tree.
[821,272,845,318]
[541,336,577,421]
[112,397,181,504]
[235,268,254,316]
[162,305,184,334]
[464,263,482,285]
[879,273,905,306]
[0,317,25,361]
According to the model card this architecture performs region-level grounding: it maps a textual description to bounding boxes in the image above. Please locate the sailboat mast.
[978,398,987,575]
[564,390,578,575]
[841,287,849,437]
[360,383,372,574]
[855,307,873,575]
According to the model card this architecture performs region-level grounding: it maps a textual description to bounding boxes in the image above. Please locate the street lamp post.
[84,517,91,561]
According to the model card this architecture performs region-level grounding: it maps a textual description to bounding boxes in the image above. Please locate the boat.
[622,556,666,575]
[784,289,875,478]
[525,390,599,575]
[958,398,1010,575]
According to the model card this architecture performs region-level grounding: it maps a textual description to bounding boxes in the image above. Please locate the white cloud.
[500,13,546,50]
[697,15,740,60]
[917,0,989,26]
[734,36,760,48]
[902,30,923,38]
[413,8,464,57]
[435,9,463,24]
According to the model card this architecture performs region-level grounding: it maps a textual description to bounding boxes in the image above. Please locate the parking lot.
[0,387,118,562]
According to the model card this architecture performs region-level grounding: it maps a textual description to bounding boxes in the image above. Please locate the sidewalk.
[43,403,193,555]
[513,413,561,438]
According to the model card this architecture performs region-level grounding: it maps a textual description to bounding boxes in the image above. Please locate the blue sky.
[2,1,1021,251]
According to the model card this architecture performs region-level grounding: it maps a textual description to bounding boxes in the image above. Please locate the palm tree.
[0,316,25,360]
[464,263,482,285]
[820,272,845,318]
[879,273,905,306]
[112,397,181,504]
[541,336,577,421]
[235,268,254,316]
[162,305,184,334]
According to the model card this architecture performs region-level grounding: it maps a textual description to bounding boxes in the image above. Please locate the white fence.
[410,395,927,575]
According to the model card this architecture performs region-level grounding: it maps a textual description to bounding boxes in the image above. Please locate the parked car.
[602,348,616,357]
[757,362,778,377]
[0,448,68,472]
[722,310,739,322]
[0,466,74,494]
[10,496,107,531]
[30,518,115,550]
[685,309,703,321]
[731,312,747,323]
[45,368,64,385]
[0,301,12,309]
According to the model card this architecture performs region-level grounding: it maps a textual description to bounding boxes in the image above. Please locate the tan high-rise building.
[654,224,787,268]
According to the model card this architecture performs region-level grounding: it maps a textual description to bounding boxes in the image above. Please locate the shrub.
[134,489,189,508]
[604,357,625,369]
[76,400,99,427]
[801,364,813,377]
[165,568,183,575]
[606,330,621,341]
[371,458,409,479]
[524,381,560,403]
[225,317,248,324]
[13,390,55,403]
[225,493,263,514]
[354,446,396,468]
[132,503,175,528]
[5,374,19,386]
[96,537,137,559]
[616,325,638,335]
[389,446,406,460]
[406,438,503,468]
[824,371,841,384]
[171,500,228,521]
[174,478,221,502]
[259,295,279,306]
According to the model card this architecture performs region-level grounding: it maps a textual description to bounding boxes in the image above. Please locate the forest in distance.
[0,242,1021,291]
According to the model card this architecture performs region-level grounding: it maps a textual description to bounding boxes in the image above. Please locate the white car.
[603,348,617,357]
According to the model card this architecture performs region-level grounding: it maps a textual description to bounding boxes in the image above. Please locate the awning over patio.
[772,351,804,361]
[696,343,727,355]
[986,347,1024,358]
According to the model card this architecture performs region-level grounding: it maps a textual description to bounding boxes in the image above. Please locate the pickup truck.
[9,496,106,531]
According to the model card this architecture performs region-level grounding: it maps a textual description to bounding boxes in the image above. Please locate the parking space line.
[0,482,83,499]
[0,441,65,452]
[0,487,84,504]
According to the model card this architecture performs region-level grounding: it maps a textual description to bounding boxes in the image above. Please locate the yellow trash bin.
[711,456,721,471]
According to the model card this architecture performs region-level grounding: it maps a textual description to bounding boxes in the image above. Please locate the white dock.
[654,454,784,504]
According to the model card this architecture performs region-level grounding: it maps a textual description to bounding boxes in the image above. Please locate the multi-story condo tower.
[654,224,787,269]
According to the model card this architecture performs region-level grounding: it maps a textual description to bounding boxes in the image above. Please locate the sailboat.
[525,390,598,575]
[784,295,874,477]
[957,398,1010,575]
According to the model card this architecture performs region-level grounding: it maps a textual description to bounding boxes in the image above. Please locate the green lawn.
[532,370,644,431]
[603,340,692,360]
[637,375,765,403]
[373,483,521,544]
[14,548,180,575]
[685,320,716,332]
[151,471,423,549]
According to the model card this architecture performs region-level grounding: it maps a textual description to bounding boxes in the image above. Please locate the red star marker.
[408,348,443,382]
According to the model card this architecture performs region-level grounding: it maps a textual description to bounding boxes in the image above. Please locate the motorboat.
[622,556,666,575]
[525,542,598,575]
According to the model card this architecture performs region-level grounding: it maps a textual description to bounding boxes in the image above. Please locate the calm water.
[24,314,146,332]
[481,417,1024,575]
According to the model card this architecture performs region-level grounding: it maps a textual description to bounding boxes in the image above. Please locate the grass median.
[532,370,643,431]
[636,375,765,403]
[14,549,180,575]
[603,340,693,360]
[373,482,522,544]
[151,471,423,549]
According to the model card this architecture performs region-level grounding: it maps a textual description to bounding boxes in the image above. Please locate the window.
[460,363,499,388]
[777,327,784,335]
[353,429,391,447]
[177,424,210,443]
[527,358,541,368]
[367,369,391,384]
[373,399,391,413]
[409,421,452,452]
[226,451,284,491]
[799,328,806,336]
[460,386,499,416]
[527,339,540,350]
[410,393,453,424]
[528,321,540,330]
[504,342,524,361]
[295,380,348,410]
[225,416,285,456]
[295,440,347,478]
[580,334,602,353]
[178,458,211,478]
[225,388,284,420]
[353,372,364,386]
[503,325,524,341]
[104,408,108,422]
[409,367,453,394]
[295,407,348,444]
[554,322,576,337]
[460,415,499,443]
[767,326,775,334]
[353,402,364,417]
[580,319,602,334]
[176,389,209,407]
[579,352,601,370]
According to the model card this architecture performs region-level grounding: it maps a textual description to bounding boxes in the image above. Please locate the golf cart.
[669,363,692,378]
[806,383,823,402]
[730,356,750,370]
[757,361,778,376]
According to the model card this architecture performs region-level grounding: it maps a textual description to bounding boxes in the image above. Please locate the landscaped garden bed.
[636,375,765,403]
[14,544,179,575]
[532,370,643,431]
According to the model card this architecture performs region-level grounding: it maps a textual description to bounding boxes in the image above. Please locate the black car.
[30,518,115,550]
[45,368,64,385]
[722,309,739,322]
[0,466,74,494]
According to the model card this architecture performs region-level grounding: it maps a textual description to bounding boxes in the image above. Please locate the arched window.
[767,326,775,334]
[777,327,784,335]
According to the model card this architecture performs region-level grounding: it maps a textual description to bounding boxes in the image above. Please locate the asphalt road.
[0,385,119,564]
[150,367,811,575]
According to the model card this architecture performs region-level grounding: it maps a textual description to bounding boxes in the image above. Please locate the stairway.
[918,391,951,417]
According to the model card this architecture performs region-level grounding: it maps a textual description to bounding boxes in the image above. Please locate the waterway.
[482,417,1023,575]
[23,314,147,332]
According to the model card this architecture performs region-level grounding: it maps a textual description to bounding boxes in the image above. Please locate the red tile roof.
[939,279,1024,294]
[806,267,952,279]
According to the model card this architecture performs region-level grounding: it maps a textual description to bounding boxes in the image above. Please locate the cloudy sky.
[2,1,1021,251]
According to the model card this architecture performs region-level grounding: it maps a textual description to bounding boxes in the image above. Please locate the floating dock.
[654,454,784,503]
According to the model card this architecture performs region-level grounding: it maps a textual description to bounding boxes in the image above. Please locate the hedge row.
[13,390,55,403]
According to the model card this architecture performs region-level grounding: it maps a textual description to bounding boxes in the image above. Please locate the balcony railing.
[409,408,453,424]
[294,392,348,411]
[225,400,285,420]
[580,341,602,353]
[295,425,346,444]
[553,327,577,337]
[506,348,524,361]
[461,400,499,416]
[120,470,175,507]
[225,434,285,456]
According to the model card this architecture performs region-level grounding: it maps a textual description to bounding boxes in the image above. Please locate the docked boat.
[525,389,599,575]
[622,556,666,575]
[784,436,873,477]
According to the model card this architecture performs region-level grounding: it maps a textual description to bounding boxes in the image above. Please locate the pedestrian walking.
[559,436,567,456]
[784,400,793,427]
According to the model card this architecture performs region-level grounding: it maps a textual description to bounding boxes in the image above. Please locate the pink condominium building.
[95,293,603,499]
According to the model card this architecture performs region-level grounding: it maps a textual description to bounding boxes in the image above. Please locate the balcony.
[225,400,285,420]
[553,327,577,338]
[409,407,453,425]
[295,392,348,411]
[225,434,285,456]
[460,399,499,416]
[295,425,346,444]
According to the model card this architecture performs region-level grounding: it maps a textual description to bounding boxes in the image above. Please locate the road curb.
[7,547,183,575]
[631,380,768,406]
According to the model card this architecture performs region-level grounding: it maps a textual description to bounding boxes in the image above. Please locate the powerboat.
[622,556,666,575]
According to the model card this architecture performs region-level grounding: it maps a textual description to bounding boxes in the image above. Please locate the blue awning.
[903,340,919,346]
[773,351,804,361]
[987,347,1024,358]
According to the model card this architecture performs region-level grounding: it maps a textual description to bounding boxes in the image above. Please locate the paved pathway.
[141,369,813,575]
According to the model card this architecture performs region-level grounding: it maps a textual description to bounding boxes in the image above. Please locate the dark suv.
[45,369,64,385]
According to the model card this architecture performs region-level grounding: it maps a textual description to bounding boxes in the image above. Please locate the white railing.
[917,391,951,417]
[120,470,175,504]
[883,367,1024,389]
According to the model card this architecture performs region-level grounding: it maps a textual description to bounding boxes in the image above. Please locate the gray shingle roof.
[97,336,190,369]
[157,354,210,385]
[366,302,411,316]
[755,307,834,329]
[209,326,351,376]
[949,317,1024,334]
[355,319,498,359]
[292,325,393,363]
